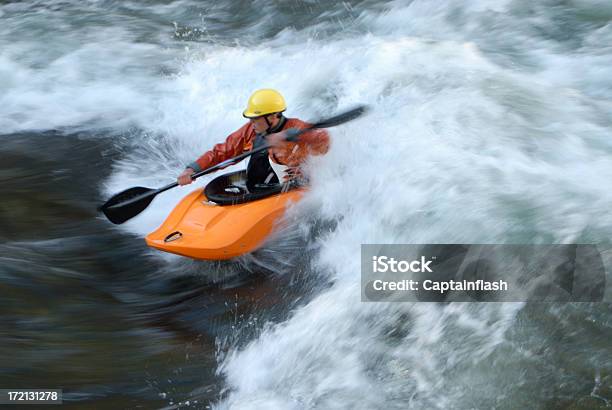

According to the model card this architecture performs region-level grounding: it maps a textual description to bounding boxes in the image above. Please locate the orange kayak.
[145,171,305,260]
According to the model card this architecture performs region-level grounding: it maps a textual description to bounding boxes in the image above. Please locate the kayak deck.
[145,187,304,260]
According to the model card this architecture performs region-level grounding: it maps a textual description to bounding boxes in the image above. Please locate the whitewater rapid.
[2,0,611,408]
[212,2,612,409]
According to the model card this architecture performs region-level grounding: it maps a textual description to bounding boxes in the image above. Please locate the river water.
[1,1,611,408]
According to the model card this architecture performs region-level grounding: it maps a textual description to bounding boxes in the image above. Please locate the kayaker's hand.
[178,168,195,186]
[267,130,288,145]
[267,131,291,156]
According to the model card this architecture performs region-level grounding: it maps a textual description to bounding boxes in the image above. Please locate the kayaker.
[177,89,330,191]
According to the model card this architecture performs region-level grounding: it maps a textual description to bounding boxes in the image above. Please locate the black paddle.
[100,105,368,224]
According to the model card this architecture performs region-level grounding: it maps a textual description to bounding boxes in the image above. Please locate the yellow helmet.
[243,89,286,118]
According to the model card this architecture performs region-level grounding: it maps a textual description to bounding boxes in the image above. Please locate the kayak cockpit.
[204,170,300,206]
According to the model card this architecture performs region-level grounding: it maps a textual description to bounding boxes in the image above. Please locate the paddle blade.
[312,105,369,129]
[99,186,156,224]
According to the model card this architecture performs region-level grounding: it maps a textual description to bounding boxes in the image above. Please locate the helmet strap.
[264,113,284,133]
[264,115,272,132]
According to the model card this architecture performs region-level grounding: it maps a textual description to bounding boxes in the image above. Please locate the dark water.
[0,131,324,408]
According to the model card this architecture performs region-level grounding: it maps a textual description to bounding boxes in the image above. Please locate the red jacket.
[189,118,330,172]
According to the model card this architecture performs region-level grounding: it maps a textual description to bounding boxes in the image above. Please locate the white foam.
[206,3,612,408]
[4,1,611,407]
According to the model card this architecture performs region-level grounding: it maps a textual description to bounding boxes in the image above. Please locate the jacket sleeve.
[188,123,253,172]
[277,119,330,167]
[295,127,330,157]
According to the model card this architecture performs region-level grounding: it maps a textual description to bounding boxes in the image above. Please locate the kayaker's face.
[249,114,279,134]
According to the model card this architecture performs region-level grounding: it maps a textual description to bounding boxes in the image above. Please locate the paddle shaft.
[156,142,275,194]
[109,130,303,209]
[101,105,367,218]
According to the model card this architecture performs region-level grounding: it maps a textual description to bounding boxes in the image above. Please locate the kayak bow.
[145,173,304,260]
